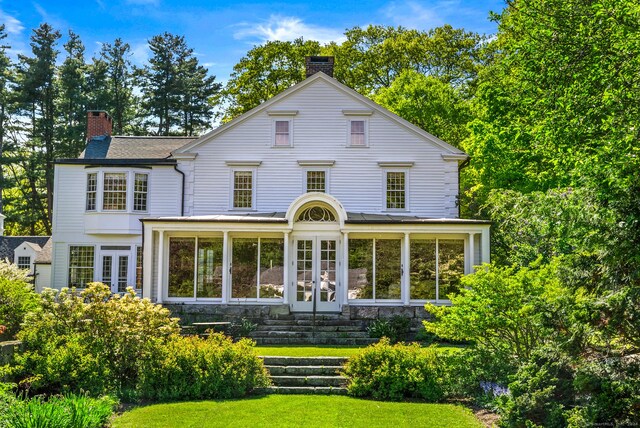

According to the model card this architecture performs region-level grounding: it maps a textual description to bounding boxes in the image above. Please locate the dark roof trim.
[56,158,177,166]
[141,217,288,224]
[345,218,491,225]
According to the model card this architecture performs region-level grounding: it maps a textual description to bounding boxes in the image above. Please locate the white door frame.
[99,250,132,293]
[290,233,342,312]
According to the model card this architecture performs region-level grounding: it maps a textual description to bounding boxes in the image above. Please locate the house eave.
[55,158,177,166]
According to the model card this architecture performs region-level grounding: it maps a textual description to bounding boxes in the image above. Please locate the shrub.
[137,333,270,401]
[0,261,39,340]
[3,393,116,428]
[342,338,443,401]
[14,283,180,396]
[367,315,411,343]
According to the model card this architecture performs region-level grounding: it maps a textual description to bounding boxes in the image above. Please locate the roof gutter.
[173,165,185,216]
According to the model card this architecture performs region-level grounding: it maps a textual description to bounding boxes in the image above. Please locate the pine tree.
[99,38,135,134]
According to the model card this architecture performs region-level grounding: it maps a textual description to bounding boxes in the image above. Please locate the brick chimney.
[86,110,112,141]
[305,56,334,78]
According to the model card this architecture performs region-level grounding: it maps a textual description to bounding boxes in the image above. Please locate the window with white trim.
[231,237,284,299]
[233,170,253,209]
[306,170,326,193]
[133,173,148,212]
[348,238,402,300]
[68,245,95,287]
[103,173,127,210]
[410,238,464,300]
[274,120,292,146]
[349,120,367,146]
[385,171,406,210]
[17,256,31,270]
[86,173,97,211]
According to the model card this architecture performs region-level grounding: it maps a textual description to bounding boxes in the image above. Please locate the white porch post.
[142,223,153,300]
[403,232,410,306]
[468,232,476,274]
[222,231,229,303]
[283,232,290,305]
[156,230,165,303]
[342,232,349,306]
[481,227,491,264]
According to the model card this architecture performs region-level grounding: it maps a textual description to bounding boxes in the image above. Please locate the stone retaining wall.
[0,340,22,366]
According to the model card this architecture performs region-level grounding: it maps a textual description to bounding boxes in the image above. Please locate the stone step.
[271,375,345,387]
[255,337,378,346]
[254,325,365,332]
[260,386,348,395]
[261,319,363,327]
[265,365,341,376]
[250,331,370,339]
[262,356,348,366]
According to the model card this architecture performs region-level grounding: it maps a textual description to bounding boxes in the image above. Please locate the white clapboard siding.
[186,78,460,217]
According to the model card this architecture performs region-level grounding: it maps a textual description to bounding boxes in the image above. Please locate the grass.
[112,395,482,428]
[254,343,465,357]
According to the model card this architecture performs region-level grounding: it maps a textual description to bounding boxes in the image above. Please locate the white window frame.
[86,173,97,212]
[133,173,149,213]
[68,244,96,288]
[102,172,128,212]
[230,169,256,210]
[85,170,151,214]
[230,236,285,302]
[272,119,293,147]
[347,119,368,147]
[17,256,31,270]
[383,169,409,211]
[303,168,329,193]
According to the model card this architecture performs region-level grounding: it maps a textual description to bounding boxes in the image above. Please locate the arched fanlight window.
[296,205,337,222]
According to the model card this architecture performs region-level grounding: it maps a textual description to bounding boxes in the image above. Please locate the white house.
[50,57,490,323]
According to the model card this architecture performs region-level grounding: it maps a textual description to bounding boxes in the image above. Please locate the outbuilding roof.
[0,236,50,263]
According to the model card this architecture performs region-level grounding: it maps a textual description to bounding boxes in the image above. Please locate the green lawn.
[113,395,482,428]
[254,344,464,357]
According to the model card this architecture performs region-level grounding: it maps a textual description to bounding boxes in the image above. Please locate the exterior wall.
[50,164,182,289]
[184,78,460,218]
[13,243,39,275]
[34,264,51,292]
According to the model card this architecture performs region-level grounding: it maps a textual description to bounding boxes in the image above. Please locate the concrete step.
[265,365,341,376]
[271,375,345,387]
[262,356,348,366]
[260,386,348,395]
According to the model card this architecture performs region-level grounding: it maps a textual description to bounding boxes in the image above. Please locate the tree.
[98,38,135,135]
[0,25,14,217]
[219,38,321,121]
[137,33,219,135]
[373,70,472,147]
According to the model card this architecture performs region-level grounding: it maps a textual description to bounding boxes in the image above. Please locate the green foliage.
[3,393,116,428]
[343,339,443,401]
[424,261,558,365]
[14,283,179,396]
[0,261,39,340]
[230,317,257,337]
[366,315,411,344]
[136,333,270,401]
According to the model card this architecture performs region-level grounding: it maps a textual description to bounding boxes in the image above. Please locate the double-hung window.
[385,171,406,210]
[233,170,254,209]
[69,245,95,287]
[86,173,97,211]
[306,170,326,193]
[103,173,127,210]
[274,120,292,146]
[349,120,367,147]
[133,173,148,212]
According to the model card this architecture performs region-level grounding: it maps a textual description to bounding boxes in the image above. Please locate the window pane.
[438,240,465,300]
[168,238,195,298]
[197,238,223,298]
[102,255,112,287]
[410,240,436,300]
[275,120,290,146]
[233,171,253,209]
[306,171,326,192]
[118,256,128,292]
[134,173,148,211]
[259,238,284,298]
[86,173,97,211]
[103,173,127,210]
[232,238,258,298]
[319,240,337,302]
[350,120,365,146]
[386,172,406,209]
[348,239,373,299]
[69,246,94,287]
[375,239,402,299]
[136,247,143,289]
[17,256,31,270]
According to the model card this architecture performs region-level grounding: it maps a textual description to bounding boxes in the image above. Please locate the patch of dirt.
[471,406,500,428]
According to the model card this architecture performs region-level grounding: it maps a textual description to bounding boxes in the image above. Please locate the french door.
[291,236,341,312]
[100,251,131,293]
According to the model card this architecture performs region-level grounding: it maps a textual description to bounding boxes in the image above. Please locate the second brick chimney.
[305,56,334,78]
[86,111,112,141]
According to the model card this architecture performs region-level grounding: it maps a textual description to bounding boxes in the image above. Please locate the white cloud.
[0,9,25,35]
[234,15,344,45]
[381,0,446,29]
[130,41,150,65]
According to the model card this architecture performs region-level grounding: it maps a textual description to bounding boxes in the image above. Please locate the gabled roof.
[0,236,50,263]
[173,72,467,156]
[80,135,198,160]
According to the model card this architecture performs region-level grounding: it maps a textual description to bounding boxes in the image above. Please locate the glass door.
[292,236,340,312]
[100,251,131,293]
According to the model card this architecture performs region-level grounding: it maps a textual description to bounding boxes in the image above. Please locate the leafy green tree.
[220,38,321,121]
[373,70,472,147]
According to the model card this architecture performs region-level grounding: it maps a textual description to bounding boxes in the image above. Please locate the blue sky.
[0,0,504,83]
